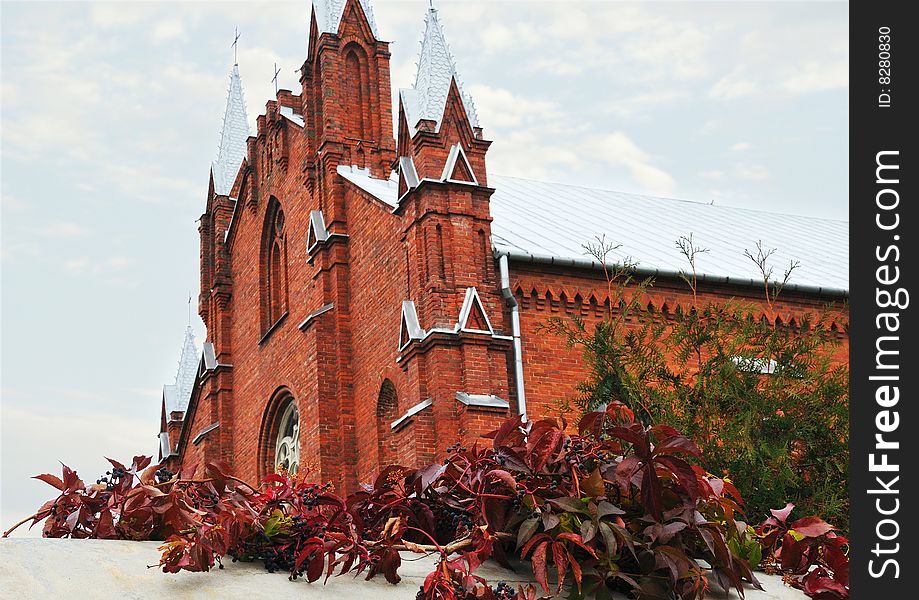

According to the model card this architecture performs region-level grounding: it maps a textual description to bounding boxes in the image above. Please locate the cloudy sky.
[0,0,847,534]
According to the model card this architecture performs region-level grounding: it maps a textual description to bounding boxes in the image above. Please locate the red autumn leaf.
[770,502,795,525]
[530,540,550,595]
[487,469,518,492]
[33,473,65,491]
[552,541,568,594]
[789,516,834,538]
[133,455,152,472]
[521,533,550,559]
[307,552,325,583]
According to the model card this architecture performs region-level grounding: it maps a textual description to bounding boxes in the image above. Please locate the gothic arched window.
[262,199,288,333]
[259,389,300,478]
[274,400,300,475]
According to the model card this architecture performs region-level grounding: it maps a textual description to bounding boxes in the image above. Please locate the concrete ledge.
[0,538,805,599]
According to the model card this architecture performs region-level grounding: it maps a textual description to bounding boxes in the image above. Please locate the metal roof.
[312,0,381,40]
[488,175,848,295]
[162,326,200,415]
[401,6,479,134]
[211,64,249,196]
[336,168,848,295]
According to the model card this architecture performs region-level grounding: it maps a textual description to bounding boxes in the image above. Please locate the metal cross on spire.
[232,26,241,65]
[187,291,193,327]
[272,62,281,94]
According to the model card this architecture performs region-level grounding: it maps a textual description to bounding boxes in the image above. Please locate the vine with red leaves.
[6,404,847,599]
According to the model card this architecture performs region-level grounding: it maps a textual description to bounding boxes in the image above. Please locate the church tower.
[390,6,513,463]
[201,62,249,364]
[192,60,250,467]
[301,0,396,227]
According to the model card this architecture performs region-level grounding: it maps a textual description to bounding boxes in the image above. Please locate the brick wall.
[167,1,849,495]
[509,261,849,423]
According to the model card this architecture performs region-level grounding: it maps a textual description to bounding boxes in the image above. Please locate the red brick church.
[158,0,848,492]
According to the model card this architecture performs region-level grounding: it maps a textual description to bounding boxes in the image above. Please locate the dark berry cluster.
[154,467,174,484]
[298,482,332,509]
[189,488,220,509]
[259,546,294,574]
[493,581,518,600]
[446,443,468,454]
[95,467,127,491]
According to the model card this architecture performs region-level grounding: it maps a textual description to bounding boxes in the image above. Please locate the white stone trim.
[298,302,334,330]
[192,422,220,446]
[441,143,478,185]
[457,287,493,334]
[307,210,329,252]
[390,398,433,430]
[158,431,174,458]
[399,300,426,351]
[455,393,509,409]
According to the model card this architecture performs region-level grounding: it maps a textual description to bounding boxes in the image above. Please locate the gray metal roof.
[162,326,199,415]
[488,175,848,295]
[336,168,848,295]
[400,6,479,135]
[211,64,249,196]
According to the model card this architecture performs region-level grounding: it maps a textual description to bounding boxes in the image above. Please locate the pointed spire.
[312,0,381,40]
[412,5,479,131]
[211,64,249,196]
[164,326,200,415]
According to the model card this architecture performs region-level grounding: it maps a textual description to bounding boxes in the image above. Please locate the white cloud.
[152,19,187,42]
[1,192,26,211]
[584,132,676,195]
[780,59,848,95]
[603,90,689,119]
[730,142,752,152]
[699,170,726,180]
[34,222,90,237]
[63,257,91,274]
[709,70,758,100]
[466,85,561,129]
[735,163,770,181]
[63,255,134,277]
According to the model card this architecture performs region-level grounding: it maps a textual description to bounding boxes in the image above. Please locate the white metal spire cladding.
[412,5,479,131]
[311,0,381,40]
[211,64,249,197]
[164,326,200,414]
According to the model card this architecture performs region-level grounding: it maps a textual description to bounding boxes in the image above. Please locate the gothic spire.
[412,5,479,131]
[163,326,200,415]
[211,63,249,196]
[312,0,381,40]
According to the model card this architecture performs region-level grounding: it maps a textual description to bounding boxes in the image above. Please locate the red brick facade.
[162,1,848,493]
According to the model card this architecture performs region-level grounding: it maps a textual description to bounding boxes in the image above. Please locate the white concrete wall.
[0,539,804,599]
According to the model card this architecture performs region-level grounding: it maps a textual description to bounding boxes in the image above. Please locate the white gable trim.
[441,143,478,185]
[457,287,493,334]
[307,210,329,252]
[399,300,425,351]
[397,156,421,204]
[400,156,420,189]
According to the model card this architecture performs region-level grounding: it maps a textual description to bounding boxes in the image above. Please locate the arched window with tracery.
[262,198,288,333]
[259,389,300,478]
[275,400,300,475]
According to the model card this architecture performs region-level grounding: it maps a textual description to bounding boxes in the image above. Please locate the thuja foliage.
[544,236,849,530]
[7,405,848,599]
